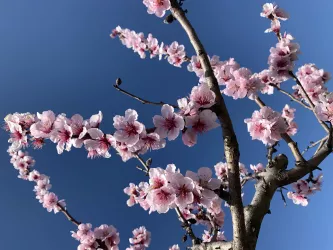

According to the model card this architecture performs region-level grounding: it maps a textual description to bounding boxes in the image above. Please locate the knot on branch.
[267,154,288,172]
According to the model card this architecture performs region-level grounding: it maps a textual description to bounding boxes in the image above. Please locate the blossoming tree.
[4,1,332,250]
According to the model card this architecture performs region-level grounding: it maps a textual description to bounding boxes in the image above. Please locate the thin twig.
[113,85,178,109]
[278,188,287,206]
[302,136,328,155]
[57,203,81,226]
[269,83,311,110]
[175,207,199,245]
[134,154,150,174]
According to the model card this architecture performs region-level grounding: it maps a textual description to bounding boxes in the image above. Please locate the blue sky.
[0,0,332,249]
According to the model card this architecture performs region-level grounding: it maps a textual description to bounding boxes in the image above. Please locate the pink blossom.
[113,141,135,162]
[261,3,289,20]
[30,110,56,139]
[153,104,185,141]
[214,58,240,85]
[169,245,180,250]
[129,226,151,248]
[287,192,308,206]
[6,121,28,151]
[169,174,195,208]
[186,167,221,200]
[130,131,166,154]
[185,110,219,134]
[42,192,59,213]
[250,163,265,173]
[146,186,176,213]
[202,230,227,243]
[244,106,288,145]
[143,0,171,18]
[84,129,114,158]
[147,33,159,58]
[182,128,197,147]
[167,41,186,67]
[187,56,204,77]
[50,115,74,154]
[190,82,216,109]
[113,109,144,147]
[294,64,329,105]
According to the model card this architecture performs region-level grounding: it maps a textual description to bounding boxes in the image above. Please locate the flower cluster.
[244,105,297,145]
[260,3,289,34]
[71,223,120,250]
[9,150,66,213]
[214,162,249,187]
[126,226,151,250]
[202,230,226,243]
[315,93,333,123]
[222,68,264,100]
[287,174,323,206]
[124,164,225,233]
[188,56,265,100]
[111,27,187,67]
[293,64,331,105]
[142,0,171,18]
[267,33,300,81]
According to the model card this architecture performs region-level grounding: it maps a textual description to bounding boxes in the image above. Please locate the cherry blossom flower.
[244,106,288,145]
[169,174,195,208]
[202,230,227,242]
[113,109,144,147]
[146,186,176,213]
[287,174,323,206]
[128,226,151,249]
[142,0,171,18]
[153,104,185,141]
[186,167,221,199]
[169,245,180,250]
[147,33,159,58]
[30,110,56,139]
[50,115,73,154]
[250,163,265,173]
[84,129,114,158]
[167,41,186,67]
[293,64,329,105]
[190,82,216,109]
[130,131,166,154]
[187,56,204,77]
[6,121,28,151]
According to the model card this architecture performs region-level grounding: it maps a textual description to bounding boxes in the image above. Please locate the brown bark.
[169,1,247,249]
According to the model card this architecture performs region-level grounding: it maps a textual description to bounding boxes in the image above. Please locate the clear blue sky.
[0,0,332,249]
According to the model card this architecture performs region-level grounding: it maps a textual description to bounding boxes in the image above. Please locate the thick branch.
[170,2,246,249]
[113,84,178,108]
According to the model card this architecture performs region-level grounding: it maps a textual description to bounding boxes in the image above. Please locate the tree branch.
[169,2,246,249]
[58,203,81,227]
[175,207,200,245]
[302,136,328,155]
[113,84,178,109]
[269,83,311,110]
